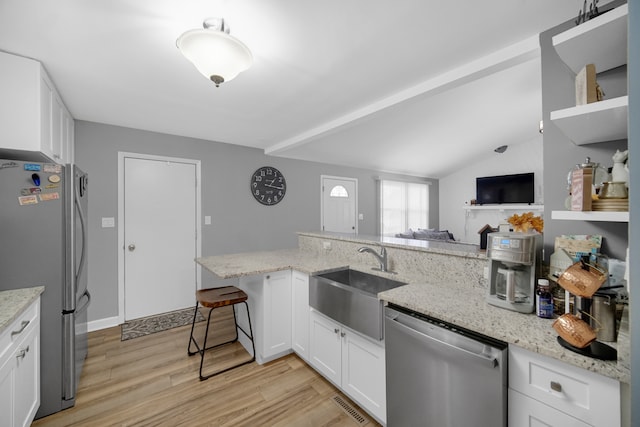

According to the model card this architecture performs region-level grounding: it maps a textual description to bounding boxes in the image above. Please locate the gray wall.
[74,121,437,323]
[628,0,638,424]
[540,1,629,262]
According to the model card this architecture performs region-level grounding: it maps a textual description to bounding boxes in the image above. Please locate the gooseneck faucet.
[358,245,388,272]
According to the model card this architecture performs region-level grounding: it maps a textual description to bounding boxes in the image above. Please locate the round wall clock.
[250,166,286,205]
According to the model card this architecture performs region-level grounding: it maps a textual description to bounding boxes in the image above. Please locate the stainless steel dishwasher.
[385,305,508,426]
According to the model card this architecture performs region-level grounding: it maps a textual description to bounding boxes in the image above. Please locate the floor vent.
[331,395,369,425]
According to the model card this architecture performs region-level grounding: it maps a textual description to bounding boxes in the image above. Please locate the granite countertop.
[0,287,45,335]
[197,248,349,279]
[379,283,630,384]
[298,231,486,259]
[196,248,630,384]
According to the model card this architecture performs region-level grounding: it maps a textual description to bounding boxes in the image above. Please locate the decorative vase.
[611,149,629,187]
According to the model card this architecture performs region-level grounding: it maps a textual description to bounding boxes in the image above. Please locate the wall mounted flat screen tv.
[476,172,535,205]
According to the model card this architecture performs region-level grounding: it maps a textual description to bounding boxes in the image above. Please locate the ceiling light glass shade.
[177,19,252,87]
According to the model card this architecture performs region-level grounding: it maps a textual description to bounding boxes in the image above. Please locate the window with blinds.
[380,180,429,236]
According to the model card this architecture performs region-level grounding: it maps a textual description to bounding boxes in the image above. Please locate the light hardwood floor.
[32,307,380,426]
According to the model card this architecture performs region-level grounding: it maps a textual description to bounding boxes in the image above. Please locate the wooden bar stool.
[187,286,255,380]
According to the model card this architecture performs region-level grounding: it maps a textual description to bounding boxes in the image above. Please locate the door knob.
[128,244,136,251]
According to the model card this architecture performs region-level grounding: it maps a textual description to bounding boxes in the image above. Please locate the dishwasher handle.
[388,312,499,368]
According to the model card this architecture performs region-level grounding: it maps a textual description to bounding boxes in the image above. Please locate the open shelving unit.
[552,4,628,74]
[551,210,629,222]
[548,2,630,226]
[550,96,628,145]
[463,204,543,212]
[550,3,628,146]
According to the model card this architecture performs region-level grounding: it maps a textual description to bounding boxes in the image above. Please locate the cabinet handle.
[266,275,270,280]
[16,346,30,360]
[550,381,562,392]
[334,328,340,334]
[11,320,30,337]
[340,332,346,337]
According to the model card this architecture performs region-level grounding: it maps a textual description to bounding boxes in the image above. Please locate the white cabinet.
[509,345,620,427]
[309,309,386,424]
[341,323,386,423]
[509,388,590,427]
[309,309,342,384]
[550,4,628,146]
[237,270,292,364]
[0,51,74,163]
[291,270,310,361]
[0,297,40,427]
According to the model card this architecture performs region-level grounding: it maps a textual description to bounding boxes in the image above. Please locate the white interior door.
[322,176,357,233]
[123,156,197,320]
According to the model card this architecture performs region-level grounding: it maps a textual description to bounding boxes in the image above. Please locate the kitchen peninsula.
[196,231,630,384]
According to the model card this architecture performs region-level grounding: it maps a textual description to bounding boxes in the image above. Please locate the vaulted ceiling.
[0,1,594,178]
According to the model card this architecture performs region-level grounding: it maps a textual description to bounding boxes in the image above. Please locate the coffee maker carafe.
[486,232,539,313]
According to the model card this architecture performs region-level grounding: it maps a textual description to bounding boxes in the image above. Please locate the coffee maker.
[486,232,540,313]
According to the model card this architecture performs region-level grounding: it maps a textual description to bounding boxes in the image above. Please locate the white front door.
[321,176,358,233]
[120,154,200,320]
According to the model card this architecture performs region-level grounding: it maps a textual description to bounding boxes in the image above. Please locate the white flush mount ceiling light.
[176,18,253,87]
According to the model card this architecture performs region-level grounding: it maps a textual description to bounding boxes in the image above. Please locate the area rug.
[121,307,204,341]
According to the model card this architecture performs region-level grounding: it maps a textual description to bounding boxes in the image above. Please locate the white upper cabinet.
[0,51,74,164]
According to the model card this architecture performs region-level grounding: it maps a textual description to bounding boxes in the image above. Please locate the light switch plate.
[204,216,212,225]
[101,217,115,228]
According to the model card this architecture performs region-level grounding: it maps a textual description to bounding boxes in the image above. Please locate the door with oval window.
[321,176,357,233]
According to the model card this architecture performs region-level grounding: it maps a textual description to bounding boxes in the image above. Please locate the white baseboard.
[88,316,119,332]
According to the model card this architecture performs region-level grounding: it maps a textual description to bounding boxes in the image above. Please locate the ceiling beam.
[265,34,541,156]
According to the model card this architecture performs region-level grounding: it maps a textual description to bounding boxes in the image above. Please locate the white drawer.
[0,299,39,360]
[509,345,620,427]
[509,389,590,427]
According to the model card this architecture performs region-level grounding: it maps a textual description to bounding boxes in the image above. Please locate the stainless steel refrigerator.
[0,157,90,419]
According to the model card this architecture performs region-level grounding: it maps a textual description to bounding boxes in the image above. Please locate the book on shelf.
[575,64,599,105]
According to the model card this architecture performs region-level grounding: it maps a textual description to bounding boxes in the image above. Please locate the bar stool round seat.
[187,286,255,380]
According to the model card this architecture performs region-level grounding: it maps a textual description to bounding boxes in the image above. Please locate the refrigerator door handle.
[75,181,87,288]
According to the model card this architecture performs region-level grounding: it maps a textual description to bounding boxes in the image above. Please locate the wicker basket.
[557,261,607,298]
[552,313,597,348]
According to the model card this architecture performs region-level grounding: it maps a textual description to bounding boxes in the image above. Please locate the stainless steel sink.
[309,268,406,340]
